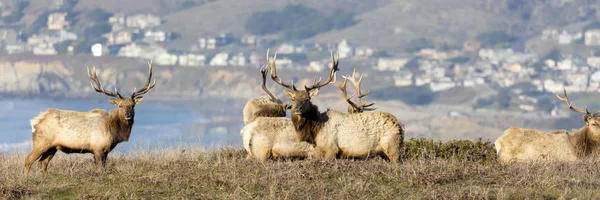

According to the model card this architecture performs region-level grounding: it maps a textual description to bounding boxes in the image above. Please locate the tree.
[405,38,434,52]
[476,31,516,48]
[243,4,356,40]
[405,58,420,85]
[497,89,512,109]
[371,85,434,105]
[84,23,112,39]
[2,1,30,24]
[536,97,554,113]
[24,11,52,38]
[74,37,107,54]
[54,40,73,54]
[84,8,112,21]
[544,48,561,61]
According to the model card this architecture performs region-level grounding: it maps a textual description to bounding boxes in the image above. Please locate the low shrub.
[403,138,497,163]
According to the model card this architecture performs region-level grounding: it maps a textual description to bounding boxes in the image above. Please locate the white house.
[126,14,161,29]
[337,40,354,59]
[376,58,408,72]
[277,43,296,54]
[154,53,178,66]
[117,43,167,60]
[308,61,325,72]
[209,52,230,66]
[32,43,57,55]
[543,79,565,93]
[430,81,456,92]
[143,30,170,42]
[585,29,600,46]
[229,52,246,66]
[179,54,206,67]
[587,57,600,68]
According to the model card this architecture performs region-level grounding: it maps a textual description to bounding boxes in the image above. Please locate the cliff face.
[0,57,269,99]
[0,56,347,101]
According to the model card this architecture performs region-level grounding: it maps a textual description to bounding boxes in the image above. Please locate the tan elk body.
[271,52,405,163]
[23,63,156,175]
[495,89,600,163]
[241,51,313,161]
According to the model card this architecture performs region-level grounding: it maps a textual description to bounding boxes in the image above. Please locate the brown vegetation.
[4,139,600,199]
[23,62,156,175]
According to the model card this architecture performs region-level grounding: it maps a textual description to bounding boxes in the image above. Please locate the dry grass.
[2,144,600,199]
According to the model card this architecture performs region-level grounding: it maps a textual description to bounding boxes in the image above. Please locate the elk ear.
[308,89,319,98]
[134,96,145,104]
[108,98,119,106]
[283,90,294,99]
[583,115,591,123]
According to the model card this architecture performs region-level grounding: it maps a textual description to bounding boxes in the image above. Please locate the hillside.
[13,0,596,54]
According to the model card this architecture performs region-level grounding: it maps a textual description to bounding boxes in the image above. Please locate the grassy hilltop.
[2,139,600,199]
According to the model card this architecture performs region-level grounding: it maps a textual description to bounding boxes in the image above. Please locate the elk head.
[269,51,339,116]
[332,68,376,114]
[87,61,156,124]
[556,88,600,135]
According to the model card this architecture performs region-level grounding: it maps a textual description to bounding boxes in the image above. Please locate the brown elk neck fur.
[107,109,134,144]
[291,104,329,145]
[568,126,600,158]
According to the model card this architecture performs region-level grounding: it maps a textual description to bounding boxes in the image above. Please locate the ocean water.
[0,98,241,154]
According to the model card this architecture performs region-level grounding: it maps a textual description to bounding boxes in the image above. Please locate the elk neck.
[569,126,600,158]
[291,103,327,145]
[107,110,134,144]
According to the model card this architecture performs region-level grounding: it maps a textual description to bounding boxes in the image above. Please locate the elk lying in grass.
[241,51,312,161]
[241,118,314,161]
[242,49,290,126]
[271,52,404,163]
[495,89,600,163]
[24,62,156,175]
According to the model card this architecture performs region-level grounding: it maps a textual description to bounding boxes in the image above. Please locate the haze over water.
[0,98,240,154]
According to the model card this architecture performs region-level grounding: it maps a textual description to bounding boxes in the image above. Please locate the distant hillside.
[14,0,600,53]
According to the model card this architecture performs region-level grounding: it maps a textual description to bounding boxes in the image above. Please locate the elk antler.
[88,66,123,99]
[267,49,298,91]
[260,64,279,102]
[332,71,359,113]
[344,68,376,112]
[304,51,340,92]
[131,61,157,99]
[555,88,593,115]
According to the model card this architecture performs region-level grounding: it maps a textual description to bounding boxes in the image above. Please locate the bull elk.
[495,89,600,163]
[23,62,156,175]
[241,50,312,161]
[242,49,290,126]
[270,51,404,163]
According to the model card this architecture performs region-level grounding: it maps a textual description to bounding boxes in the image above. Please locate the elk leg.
[93,151,108,167]
[101,152,108,167]
[323,148,339,161]
[380,138,401,164]
[253,146,271,162]
[315,146,338,161]
[23,146,49,175]
[38,148,57,174]
[312,147,324,160]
